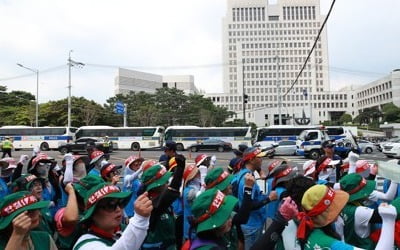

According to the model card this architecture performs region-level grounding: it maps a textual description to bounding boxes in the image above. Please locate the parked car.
[274,140,297,156]
[378,138,400,152]
[58,137,113,154]
[357,140,376,154]
[382,142,400,158]
[189,139,232,152]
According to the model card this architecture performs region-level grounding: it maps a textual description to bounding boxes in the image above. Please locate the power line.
[283,0,336,97]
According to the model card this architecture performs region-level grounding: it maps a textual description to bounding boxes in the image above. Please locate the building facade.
[115,68,198,95]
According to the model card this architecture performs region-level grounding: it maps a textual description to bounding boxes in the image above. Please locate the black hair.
[284,175,315,209]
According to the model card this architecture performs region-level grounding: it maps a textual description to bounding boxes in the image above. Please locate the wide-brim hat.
[124,155,144,168]
[28,153,54,172]
[195,154,209,167]
[89,150,105,165]
[339,173,376,202]
[100,163,122,179]
[192,188,238,233]
[266,159,286,177]
[0,191,49,230]
[12,174,45,192]
[183,164,199,186]
[80,182,132,223]
[242,147,267,162]
[204,168,233,191]
[302,185,349,228]
[0,158,17,170]
[141,164,172,191]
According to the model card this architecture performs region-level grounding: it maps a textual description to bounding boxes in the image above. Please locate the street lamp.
[67,50,85,128]
[17,63,39,127]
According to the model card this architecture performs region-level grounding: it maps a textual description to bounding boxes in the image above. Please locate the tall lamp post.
[17,63,39,127]
[67,50,85,128]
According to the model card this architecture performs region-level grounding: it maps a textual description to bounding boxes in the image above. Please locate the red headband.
[268,160,282,172]
[272,168,292,188]
[1,194,38,216]
[183,165,197,181]
[87,185,120,209]
[196,190,225,224]
[297,187,335,240]
[206,171,230,189]
[346,178,367,195]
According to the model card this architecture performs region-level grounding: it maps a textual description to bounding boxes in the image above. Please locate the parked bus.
[0,126,77,151]
[75,126,165,150]
[255,125,320,146]
[164,126,252,151]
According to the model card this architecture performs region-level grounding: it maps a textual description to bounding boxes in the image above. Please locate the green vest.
[2,140,12,149]
[142,211,176,249]
[33,207,54,236]
[103,141,110,147]
[0,231,51,249]
[305,229,337,250]
[224,225,238,250]
[341,204,375,250]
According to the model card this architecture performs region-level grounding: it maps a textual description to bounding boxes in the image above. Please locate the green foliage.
[339,113,352,125]
[382,103,400,123]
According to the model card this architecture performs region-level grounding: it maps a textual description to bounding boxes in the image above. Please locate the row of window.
[357,81,392,98]
[217,101,348,112]
[228,35,318,44]
[240,42,315,50]
[283,6,316,20]
[228,21,320,30]
[357,92,393,107]
[232,7,265,22]
[236,49,322,58]
[229,56,322,66]
[229,28,319,37]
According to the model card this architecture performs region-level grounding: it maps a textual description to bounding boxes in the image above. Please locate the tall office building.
[207,0,337,125]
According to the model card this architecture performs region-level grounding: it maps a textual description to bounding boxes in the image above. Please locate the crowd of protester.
[0,139,399,250]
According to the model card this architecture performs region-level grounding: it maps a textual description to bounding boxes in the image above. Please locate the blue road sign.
[115,101,125,114]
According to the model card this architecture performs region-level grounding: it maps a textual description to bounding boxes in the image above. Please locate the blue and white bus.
[0,126,77,151]
[255,125,320,146]
[164,126,252,151]
[75,126,165,151]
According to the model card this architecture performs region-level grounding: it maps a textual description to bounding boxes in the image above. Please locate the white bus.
[164,126,252,151]
[75,126,165,151]
[255,125,320,146]
[0,126,77,151]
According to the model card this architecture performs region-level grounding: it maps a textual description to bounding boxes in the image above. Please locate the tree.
[382,103,400,123]
[339,113,352,125]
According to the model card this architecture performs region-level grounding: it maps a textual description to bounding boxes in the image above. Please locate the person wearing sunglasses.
[100,163,122,185]
[73,178,153,250]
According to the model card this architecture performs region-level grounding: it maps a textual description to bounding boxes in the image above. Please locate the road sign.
[115,101,125,114]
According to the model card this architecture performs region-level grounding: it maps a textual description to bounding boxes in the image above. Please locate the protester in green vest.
[297,184,396,250]
[103,136,111,154]
[1,136,13,158]
[73,176,152,249]
[0,191,57,249]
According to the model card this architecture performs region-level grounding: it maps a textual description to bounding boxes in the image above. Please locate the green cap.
[204,167,233,191]
[339,173,376,202]
[141,164,172,191]
[80,177,132,223]
[0,191,49,230]
[191,188,238,233]
[391,197,400,220]
[11,174,44,192]
[73,175,105,199]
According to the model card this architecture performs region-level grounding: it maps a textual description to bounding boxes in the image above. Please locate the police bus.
[0,126,77,151]
[164,126,252,151]
[75,126,165,151]
[255,125,320,147]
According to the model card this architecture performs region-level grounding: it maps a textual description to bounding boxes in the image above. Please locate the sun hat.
[266,159,286,177]
[204,168,233,191]
[191,188,238,233]
[141,164,172,191]
[272,165,297,188]
[73,175,105,199]
[339,173,376,202]
[195,154,209,167]
[233,144,248,157]
[0,191,50,230]
[12,174,44,192]
[28,153,54,172]
[124,155,144,168]
[303,160,316,177]
[100,163,122,179]
[0,157,18,170]
[183,164,199,187]
[242,147,267,162]
[297,185,349,240]
[141,160,158,172]
[89,150,105,165]
[80,182,132,222]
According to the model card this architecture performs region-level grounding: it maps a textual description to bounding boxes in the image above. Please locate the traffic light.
[243,94,249,104]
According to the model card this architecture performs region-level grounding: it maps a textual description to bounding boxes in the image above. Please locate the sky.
[0,0,399,105]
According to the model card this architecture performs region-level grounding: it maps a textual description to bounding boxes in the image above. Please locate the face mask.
[36,163,50,178]
[74,162,87,180]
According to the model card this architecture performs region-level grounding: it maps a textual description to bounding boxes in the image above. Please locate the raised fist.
[134,192,153,217]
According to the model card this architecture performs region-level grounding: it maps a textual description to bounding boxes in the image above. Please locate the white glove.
[378,203,396,221]
[348,151,359,165]
[18,155,29,165]
[32,146,40,157]
[210,155,217,166]
[63,153,74,165]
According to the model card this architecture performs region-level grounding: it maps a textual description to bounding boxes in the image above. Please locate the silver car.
[274,140,297,156]
[357,140,376,154]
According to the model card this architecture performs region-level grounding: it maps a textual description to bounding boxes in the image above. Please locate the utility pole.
[276,55,282,125]
[67,50,85,128]
[123,104,128,127]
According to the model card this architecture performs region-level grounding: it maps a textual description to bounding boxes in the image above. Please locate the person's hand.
[18,155,29,165]
[64,182,74,194]
[210,155,217,166]
[12,211,32,236]
[244,173,255,188]
[370,163,378,175]
[111,175,120,185]
[175,154,186,168]
[269,190,278,201]
[134,192,153,217]
[64,153,74,165]
[378,203,396,221]
[32,146,40,157]
[278,197,298,220]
